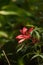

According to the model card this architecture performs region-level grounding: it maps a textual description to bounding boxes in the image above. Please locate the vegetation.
[0,0,43,65]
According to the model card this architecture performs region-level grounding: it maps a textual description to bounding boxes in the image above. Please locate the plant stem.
[37,57,40,65]
[2,50,11,65]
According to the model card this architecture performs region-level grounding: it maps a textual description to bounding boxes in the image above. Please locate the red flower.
[16,27,34,43]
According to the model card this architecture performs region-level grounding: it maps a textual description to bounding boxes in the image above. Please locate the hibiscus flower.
[16,27,34,43]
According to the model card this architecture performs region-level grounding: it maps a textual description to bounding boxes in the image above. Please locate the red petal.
[16,35,24,39]
[25,35,31,39]
[23,34,31,39]
[20,27,28,34]
[28,27,34,33]
[27,34,31,38]
[18,38,25,43]
[22,27,28,34]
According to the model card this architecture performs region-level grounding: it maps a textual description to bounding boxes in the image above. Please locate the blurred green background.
[0,0,43,65]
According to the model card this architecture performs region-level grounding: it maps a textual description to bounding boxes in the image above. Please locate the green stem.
[2,50,11,65]
[37,57,40,65]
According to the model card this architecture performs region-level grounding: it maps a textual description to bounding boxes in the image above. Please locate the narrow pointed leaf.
[39,55,43,59]
[31,55,39,60]
[17,45,24,53]
[0,11,19,15]
[35,31,40,40]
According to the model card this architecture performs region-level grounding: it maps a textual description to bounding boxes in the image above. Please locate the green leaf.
[26,24,34,27]
[0,11,19,15]
[34,31,40,40]
[31,54,39,60]
[0,31,8,38]
[2,4,33,17]
[17,45,24,53]
[31,54,43,60]
[39,55,43,59]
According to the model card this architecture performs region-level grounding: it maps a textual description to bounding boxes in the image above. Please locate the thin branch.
[2,50,11,65]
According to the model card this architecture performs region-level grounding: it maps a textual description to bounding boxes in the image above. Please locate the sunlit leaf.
[0,31,8,38]
[0,11,19,15]
[26,24,34,27]
[2,5,33,17]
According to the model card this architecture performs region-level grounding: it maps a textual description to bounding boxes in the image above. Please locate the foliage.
[0,0,43,65]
